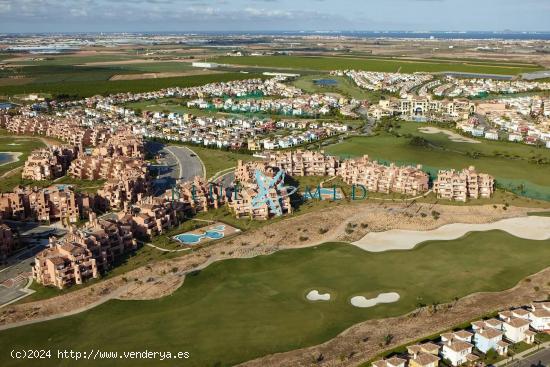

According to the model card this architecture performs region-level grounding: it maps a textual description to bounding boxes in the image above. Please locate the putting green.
[0,230,548,367]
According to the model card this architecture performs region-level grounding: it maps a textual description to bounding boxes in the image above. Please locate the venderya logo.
[251,169,297,216]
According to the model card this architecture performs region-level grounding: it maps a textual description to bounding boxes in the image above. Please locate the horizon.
[1,0,549,33]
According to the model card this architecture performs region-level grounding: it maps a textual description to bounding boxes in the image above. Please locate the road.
[495,342,550,367]
[0,222,65,306]
[146,141,205,195]
[505,347,550,367]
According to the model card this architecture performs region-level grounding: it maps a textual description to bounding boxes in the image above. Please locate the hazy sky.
[0,0,549,33]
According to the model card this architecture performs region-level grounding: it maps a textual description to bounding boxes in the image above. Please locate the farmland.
[0,72,264,99]
[213,55,543,75]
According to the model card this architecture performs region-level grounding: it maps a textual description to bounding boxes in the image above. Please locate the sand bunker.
[350,293,400,308]
[306,290,331,301]
[352,216,550,252]
[418,126,480,144]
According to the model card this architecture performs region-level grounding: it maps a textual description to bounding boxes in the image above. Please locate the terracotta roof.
[386,357,406,367]
[412,353,440,366]
[477,327,503,339]
[445,341,473,353]
[506,318,530,328]
[454,330,473,339]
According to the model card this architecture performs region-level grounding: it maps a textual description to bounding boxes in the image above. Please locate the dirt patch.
[418,126,480,144]
[109,70,222,80]
[81,59,194,67]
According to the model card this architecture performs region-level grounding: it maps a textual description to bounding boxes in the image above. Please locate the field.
[0,73,263,99]
[325,122,550,200]
[0,231,548,367]
[213,55,542,75]
[181,145,256,178]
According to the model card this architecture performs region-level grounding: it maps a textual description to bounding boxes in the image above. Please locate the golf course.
[0,230,549,367]
[325,122,550,200]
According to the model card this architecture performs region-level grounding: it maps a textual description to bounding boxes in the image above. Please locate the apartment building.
[97,175,150,211]
[263,149,340,177]
[122,196,186,238]
[434,166,494,202]
[339,155,429,196]
[167,176,225,214]
[0,185,92,224]
[0,223,15,261]
[33,213,136,289]
[69,155,149,181]
[22,145,77,181]
[33,237,98,289]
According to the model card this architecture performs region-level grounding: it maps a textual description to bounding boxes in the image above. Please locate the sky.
[0,0,549,33]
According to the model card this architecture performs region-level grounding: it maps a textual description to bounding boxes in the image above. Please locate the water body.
[0,152,19,165]
[314,79,338,86]
[0,102,15,110]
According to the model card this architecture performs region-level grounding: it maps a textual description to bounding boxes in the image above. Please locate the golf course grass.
[1,231,548,367]
[213,55,542,75]
[325,125,550,200]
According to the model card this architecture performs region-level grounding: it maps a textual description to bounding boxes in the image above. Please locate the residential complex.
[22,145,77,181]
[373,302,548,367]
[0,185,93,224]
[339,155,429,196]
[433,167,495,202]
[33,213,136,288]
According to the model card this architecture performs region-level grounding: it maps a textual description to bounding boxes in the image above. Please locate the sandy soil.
[307,290,331,301]
[418,126,480,144]
[109,70,220,81]
[350,293,400,308]
[81,59,194,66]
[0,202,536,329]
[353,216,550,252]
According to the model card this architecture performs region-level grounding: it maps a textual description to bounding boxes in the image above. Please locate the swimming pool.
[174,225,226,245]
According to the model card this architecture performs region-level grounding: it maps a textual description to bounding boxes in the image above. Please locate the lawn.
[171,144,257,178]
[0,231,548,367]
[325,129,550,200]
[213,56,542,75]
[0,73,264,99]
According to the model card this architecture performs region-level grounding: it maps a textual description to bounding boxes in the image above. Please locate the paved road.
[146,142,205,195]
[0,223,63,306]
[505,347,550,367]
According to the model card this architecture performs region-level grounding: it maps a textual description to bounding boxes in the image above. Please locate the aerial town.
[0,2,549,367]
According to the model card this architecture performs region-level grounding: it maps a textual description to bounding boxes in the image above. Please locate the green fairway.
[0,73,263,99]
[0,231,548,367]
[213,56,542,75]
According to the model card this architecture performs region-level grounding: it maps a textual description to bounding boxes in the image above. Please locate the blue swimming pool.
[174,225,226,245]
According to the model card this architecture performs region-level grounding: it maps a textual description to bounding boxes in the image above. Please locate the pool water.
[174,225,226,245]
